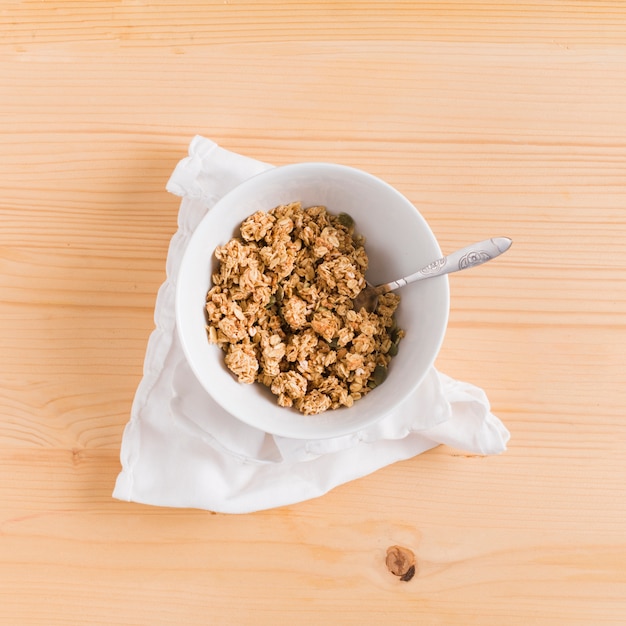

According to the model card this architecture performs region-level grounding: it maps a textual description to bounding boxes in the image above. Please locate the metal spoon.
[353,237,513,313]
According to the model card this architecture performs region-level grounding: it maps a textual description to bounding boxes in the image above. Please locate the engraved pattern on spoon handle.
[382,237,512,292]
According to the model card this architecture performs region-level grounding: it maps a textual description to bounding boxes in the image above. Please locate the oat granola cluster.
[205,201,403,415]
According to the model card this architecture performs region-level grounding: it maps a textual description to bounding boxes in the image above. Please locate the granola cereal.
[205,201,403,415]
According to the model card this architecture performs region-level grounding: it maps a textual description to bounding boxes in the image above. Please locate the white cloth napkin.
[112,136,510,514]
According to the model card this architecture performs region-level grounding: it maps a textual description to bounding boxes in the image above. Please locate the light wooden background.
[2,2,626,624]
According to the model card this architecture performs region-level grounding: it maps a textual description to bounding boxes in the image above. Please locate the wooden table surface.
[2,2,626,624]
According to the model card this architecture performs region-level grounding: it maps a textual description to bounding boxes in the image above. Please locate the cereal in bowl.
[205,202,403,415]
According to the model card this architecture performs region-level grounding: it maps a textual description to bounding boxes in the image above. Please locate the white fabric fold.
[112,136,510,514]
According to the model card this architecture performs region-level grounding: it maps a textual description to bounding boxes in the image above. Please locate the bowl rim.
[175,161,450,439]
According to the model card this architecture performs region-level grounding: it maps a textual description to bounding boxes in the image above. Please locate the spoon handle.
[382,237,512,292]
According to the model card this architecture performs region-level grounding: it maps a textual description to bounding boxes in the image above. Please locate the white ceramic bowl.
[176,163,449,439]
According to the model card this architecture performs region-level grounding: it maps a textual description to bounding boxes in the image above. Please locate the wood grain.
[1,2,626,624]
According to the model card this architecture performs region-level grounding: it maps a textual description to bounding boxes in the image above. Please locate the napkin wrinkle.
[113,135,510,513]
[171,397,281,466]
[166,135,271,203]
[427,373,511,454]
